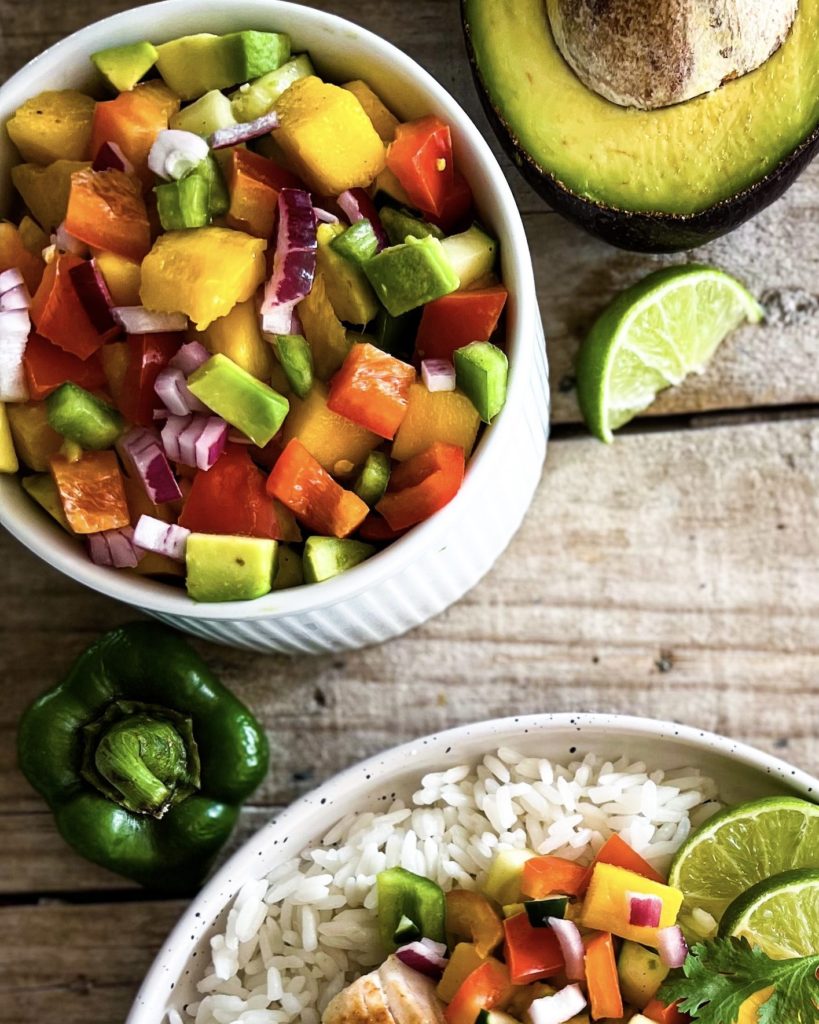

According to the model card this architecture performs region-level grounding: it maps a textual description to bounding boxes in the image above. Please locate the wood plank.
[1,0,818,425]
[0,899,184,1024]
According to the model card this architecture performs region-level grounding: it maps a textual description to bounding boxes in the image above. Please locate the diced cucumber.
[524,896,569,927]
[392,913,421,945]
[454,342,508,424]
[170,89,237,137]
[353,451,391,507]
[155,173,210,230]
[381,206,444,246]
[617,941,670,1009]
[441,224,497,290]
[273,334,314,400]
[331,219,380,266]
[46,383,123,450]
[271,544,304,591]
[230,53,314,122]
[483,849,535,905]
[303,537,375,584]
[364,236,459,317]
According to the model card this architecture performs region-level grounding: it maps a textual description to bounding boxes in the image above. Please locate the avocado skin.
[461,1,819,254]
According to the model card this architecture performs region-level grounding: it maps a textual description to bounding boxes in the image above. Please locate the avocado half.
[462,0,819,253]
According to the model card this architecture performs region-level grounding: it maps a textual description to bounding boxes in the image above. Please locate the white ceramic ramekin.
[127,712,818,1023]
[0,0,549,654]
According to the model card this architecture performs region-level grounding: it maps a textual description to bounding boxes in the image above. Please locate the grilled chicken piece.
[322,956,447,1024]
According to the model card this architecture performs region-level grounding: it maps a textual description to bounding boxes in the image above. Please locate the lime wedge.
[720,869,819,959]
[576,264,763,442]
[668,796,819,930]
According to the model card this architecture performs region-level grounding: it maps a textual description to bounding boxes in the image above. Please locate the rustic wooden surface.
[1,1,818,1021]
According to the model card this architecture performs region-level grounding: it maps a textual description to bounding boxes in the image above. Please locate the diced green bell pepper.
[370,307,420,362]
[46,383,123,450]
[331,219,380,266]
[155,173,210,230]
[273,334,314,400]
[380,206,443,246]
[376,866,446,952]
[454,341,509,424]
[353,451,391,507]
[524,896,569,927]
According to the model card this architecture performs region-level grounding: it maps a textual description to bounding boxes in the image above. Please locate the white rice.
[180,748,721,1024]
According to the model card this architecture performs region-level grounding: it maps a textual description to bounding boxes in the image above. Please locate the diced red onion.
[528,984,587,1024]
[0,329,29,402]
[209,110,279,149]
[52,221,88,256]
[93,141,135,175]
[658,925,689,968]
[337,188,388,251]
[0,268,25,294]
[87,527,141,568]
[161,414,228,470]
[629,893,663,929]
[260,188,317,334]
[313,206,339,224]
[68,259,117,335]
[0,309,31,334]
[547,917,585,982]
[0,284,31,311]
[421,359,456,393]
[133,515,190,561]
[169,340,210,376]
[154,366,209,416]
[112,306,188,333]
[120,427,183,504]
[148,129,210,180]
[395,940,449,980]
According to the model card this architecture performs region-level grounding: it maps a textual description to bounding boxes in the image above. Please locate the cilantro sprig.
[659,937,819,1024]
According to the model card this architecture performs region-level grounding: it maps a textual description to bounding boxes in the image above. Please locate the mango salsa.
[6,90,95,164]
[581,862,683,946]
[275,76,386,194]
[140,227,267,329]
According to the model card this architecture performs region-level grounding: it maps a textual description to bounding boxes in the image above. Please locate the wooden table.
[1,2,817,1019]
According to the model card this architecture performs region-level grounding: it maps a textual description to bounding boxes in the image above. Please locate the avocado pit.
[546,0,799,108]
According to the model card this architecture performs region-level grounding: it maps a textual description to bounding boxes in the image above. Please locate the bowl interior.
[128,712,817,1022]
[0,0,539,620]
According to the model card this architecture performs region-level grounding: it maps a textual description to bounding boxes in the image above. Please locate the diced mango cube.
[0,222,44,294]
[7,401,63,471]
[22,474,70,530]
[392,383,480,462]
[581,863,683,946]
[0,404,18,473]
[342,80,400,142]
[140,227,267,330]
[11,160,91,232]
[275,76,386,194]
[7,91,95,164]
[195,298,272,381]
[96,252,142,306]
[281,383,380,475]
[298,271,351,380]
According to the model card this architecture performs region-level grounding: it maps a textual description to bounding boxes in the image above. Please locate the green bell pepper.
[18,622,268,893]
[376,866,446,951]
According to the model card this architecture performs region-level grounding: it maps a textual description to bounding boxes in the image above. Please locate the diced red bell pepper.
[585,932,624,1020]
[581,834,666,894]
[179,446,282,539]
[91,81,180,188]
[522,855,588,899]
[266,438,369,538]
[327,343,416,440]
[226,149,303,238]
[23,333,106,400]
[49,450,130,534]
[428,170,474,234]
[357,513,408,543]
[644,998,691,1024]
[502,913,565,986]
[30,254,116,360]
[387,116,454,220]
[444,958,513,1024]
[117,333,182,427]
[414,286,508,363]
[64,169,152,262]
[376,441,464,532]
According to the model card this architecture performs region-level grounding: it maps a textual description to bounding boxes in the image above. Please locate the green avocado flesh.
[465,0,819,216]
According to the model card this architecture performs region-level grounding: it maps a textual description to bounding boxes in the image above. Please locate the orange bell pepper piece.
[64,169,151,262]
[585,932,624,1020]
[644,997,691,1024]
[445,890,504,958]
[521,855,588,899]
[50,450,130,534]
[30,254,114,360]
[387,116,454,220]
[91,81,180,187]
[226,149,302,238]
[502,912,565,986]
[581,834,666,894]
[327,342,416,440]
[266,438,368,538]
[414,286,508,363]
[444,958,513,1024]
[23,333,106,400]
[0,221,44,294]
[376,441,465,532]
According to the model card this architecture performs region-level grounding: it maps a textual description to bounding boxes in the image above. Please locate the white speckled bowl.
[127,712,817,1023]
[0,0,549,654]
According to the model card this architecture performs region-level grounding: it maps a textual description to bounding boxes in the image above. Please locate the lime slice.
[668,796,819,929]
[576,264,763,442]
[720,869,819,959]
